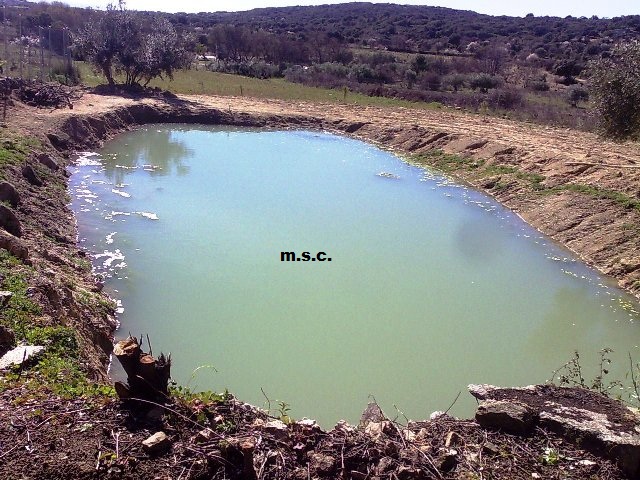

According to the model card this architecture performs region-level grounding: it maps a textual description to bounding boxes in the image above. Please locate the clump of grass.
[409,150,476,172]
[559,184,640,211]
[0,250,42,340]
[412,150,639,209]
[483,165,517,175]
[0,250,114,399]
[0,134,41,180]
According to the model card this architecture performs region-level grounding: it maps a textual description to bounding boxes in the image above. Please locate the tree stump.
[113,336,171,401]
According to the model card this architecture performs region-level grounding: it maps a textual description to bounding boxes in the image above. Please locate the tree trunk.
[113,336,171,401]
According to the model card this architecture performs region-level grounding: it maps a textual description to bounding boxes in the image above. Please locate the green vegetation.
[3,1,639,131]
[0,134,41,179]
[589,40,640,139]
[550,348,621,396]
[409,150,545,188]
[554,184,640,211]
[0,250,114,399]
[0,251,42,340]
[77,61,444,110]
[261,387,294,425]
[549,348,640,410]
[74,3,189,87]
[411,150,639,211]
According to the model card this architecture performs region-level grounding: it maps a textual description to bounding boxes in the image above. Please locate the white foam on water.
[106,232,117,244]
[111,189,131,198]
[75,152,102,166]
[95,249,125,268]
[135,211,159,220]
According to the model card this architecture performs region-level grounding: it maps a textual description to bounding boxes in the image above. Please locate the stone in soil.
[0,345,44,369]
[0,182,20,207]
[141,431,171,454]
[21,165,43,187]
[475,399,537,435]
[0,204,22,237]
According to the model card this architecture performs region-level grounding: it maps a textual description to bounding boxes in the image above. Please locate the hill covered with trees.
[1,1,640,134]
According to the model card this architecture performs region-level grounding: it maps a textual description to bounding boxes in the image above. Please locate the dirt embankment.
[2,90,639,379]
[1,91,640,479]
[32,92,640,300]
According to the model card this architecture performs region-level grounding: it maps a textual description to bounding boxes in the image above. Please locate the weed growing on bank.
[0,250,115,400]
[548,348,640,407]
[0,132,41,180]
[410,150,639,211]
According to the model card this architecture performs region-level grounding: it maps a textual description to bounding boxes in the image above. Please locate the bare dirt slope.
[1,90,639,479]
[16,92,639,298]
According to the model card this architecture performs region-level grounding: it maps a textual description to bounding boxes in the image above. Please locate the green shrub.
[589,40,640,139]
[49,60,82,86]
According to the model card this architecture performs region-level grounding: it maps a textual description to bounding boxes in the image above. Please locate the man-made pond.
[69,125,640,426]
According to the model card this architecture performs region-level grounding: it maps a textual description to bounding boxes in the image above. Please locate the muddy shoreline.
[1,92,636,380]
[48,94,640,299]
[1,91,640,479]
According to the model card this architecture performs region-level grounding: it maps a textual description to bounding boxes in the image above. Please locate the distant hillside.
[173,2,640,58]
[2,1,640,131]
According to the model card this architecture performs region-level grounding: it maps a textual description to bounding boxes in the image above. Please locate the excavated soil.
[13,90,640,299]
[1,88,640,479]
[0,385,628,480]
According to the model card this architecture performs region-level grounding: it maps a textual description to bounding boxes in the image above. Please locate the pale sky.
[47,0,639,18]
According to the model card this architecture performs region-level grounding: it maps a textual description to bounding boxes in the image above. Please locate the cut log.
[113,336,171,401]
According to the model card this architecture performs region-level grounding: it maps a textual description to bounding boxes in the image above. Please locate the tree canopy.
[589,41,640,139]
[74,3,190,87]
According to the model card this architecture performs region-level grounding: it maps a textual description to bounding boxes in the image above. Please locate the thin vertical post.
[66,28,71,70]
[39,26,44,81]
[18,13,22,79]
[3,3,7,68]
[48,27,51,68]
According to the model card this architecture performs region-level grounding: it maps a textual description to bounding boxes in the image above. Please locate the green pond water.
[69,125,640,426]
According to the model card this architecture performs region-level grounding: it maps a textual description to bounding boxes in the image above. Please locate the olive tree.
[469,73,501,93]
[566,85,589,108]
[589,41,640,139]
[75,3,190,87]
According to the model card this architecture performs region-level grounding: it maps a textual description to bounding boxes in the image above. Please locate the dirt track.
[13,92,640,298]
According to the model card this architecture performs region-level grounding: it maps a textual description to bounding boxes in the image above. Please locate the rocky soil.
[0,381,634,480]
[0,86,639,478]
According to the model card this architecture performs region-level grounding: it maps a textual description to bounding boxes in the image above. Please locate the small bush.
[488,88,525,110]
[469,74,500,93]
[443,73,467,92]
[420,72,442,91]
[556,75,578,86]
[26,326,79,358]
[566,85,589,107]
[211,60,283,79]
[589,40,640,139]
[49,61,82,86]
[528,79,550,92]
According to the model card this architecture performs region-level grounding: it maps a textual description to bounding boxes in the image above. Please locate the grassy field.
[76,61,443,110]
